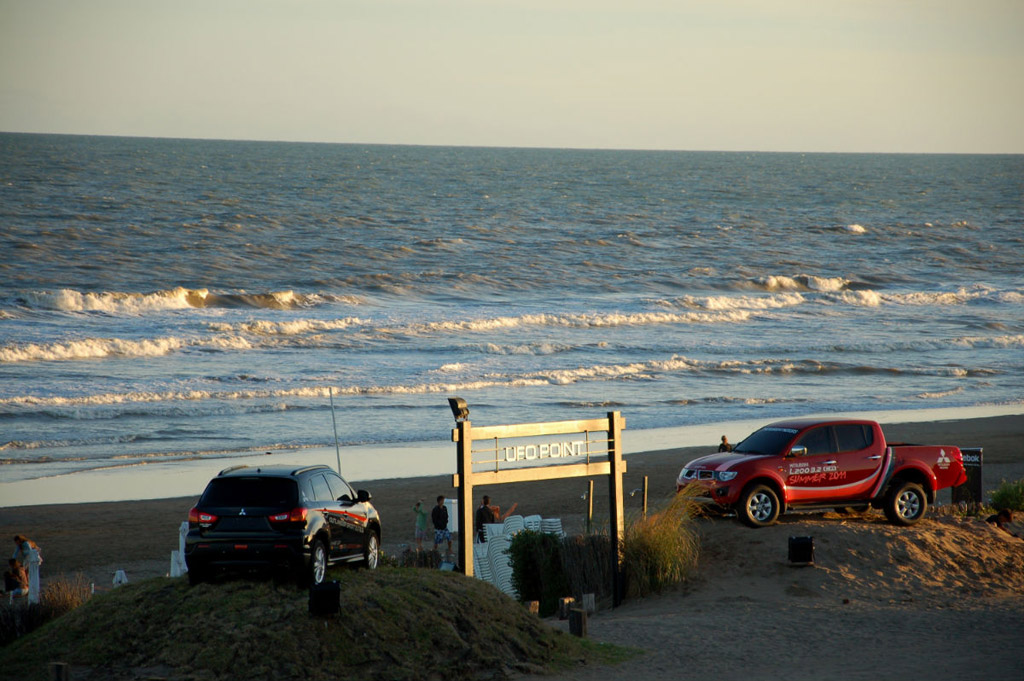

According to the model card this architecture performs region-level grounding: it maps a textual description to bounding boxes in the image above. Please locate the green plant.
[559,533,613,604]
[990,477,1024,512]
[0,572,93,646]
[508,530,570,617]
[622,487,701,598]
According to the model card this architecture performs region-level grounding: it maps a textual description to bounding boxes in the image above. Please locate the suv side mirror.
[787,446,808,458]
[357,489,372,503]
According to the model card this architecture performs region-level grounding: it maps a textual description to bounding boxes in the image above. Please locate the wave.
[653,292,806,311]
[915,386,966,400]
[0,355,986,411]
[881,287,1023,306]
[664,396,808,406]
[205,317,368,336]
[748,274,851,292]
[472,342,575,356]
[0,336,188,363]
[15,287,338,314]
[378,309,754,337]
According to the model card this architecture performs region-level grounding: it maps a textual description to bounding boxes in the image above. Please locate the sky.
[1,0,1022,153]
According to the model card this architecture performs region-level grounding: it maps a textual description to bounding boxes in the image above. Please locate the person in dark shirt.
[431,495,452,552]
[718,436,732,452]
[474,495,519,543]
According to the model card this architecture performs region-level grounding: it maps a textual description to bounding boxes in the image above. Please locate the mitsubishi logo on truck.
[937,449,951,470]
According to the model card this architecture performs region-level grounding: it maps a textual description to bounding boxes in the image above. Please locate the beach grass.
[622,486,701,598]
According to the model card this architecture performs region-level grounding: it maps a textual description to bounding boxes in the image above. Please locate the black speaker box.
[309,580,340,615]
[788,536,814,565]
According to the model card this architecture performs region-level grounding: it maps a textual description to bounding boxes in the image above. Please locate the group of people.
[3,535,41,600]
[411,494,519,554]
[412,498,450,553]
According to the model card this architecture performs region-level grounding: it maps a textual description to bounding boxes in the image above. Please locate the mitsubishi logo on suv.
[239,508,247,516]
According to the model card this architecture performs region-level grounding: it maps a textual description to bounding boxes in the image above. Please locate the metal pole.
[642,475,648,520]
[587,479,594,534]
[329,386,342,475]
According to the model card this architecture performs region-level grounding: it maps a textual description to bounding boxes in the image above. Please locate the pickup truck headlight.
[715,471,738,482]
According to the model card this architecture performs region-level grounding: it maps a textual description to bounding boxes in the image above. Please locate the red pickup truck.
[676,419,967,527]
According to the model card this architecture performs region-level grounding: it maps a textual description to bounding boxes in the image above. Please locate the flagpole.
[329,386,342,475]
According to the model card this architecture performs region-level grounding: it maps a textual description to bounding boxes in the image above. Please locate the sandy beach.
[2,414,1022,680]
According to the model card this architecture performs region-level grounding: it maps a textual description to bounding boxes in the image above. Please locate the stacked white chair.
[484,523,504,541]
[502,514,525,537]
[540,517,564,537]
[471,516,564,597]
[486,536,517,597]
[473,543,493,583]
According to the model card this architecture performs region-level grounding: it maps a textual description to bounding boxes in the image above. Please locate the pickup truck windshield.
[732,427,799,457]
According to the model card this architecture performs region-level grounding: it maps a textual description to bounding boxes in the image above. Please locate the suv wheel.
[362,531,380,570]
[307,539,328,586]
[884,481,927,526]
[738,484,780,528]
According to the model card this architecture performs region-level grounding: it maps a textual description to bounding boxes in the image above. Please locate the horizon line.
[2,129,1021,157]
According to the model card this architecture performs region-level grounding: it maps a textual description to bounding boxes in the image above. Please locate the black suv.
[184,464,381,586]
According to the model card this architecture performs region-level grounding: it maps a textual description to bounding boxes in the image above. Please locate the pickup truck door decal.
[786,426,886,500]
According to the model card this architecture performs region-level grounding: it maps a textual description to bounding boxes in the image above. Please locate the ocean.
[1,133,1022,504]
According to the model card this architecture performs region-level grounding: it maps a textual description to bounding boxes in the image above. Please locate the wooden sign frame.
[451,411,627,606]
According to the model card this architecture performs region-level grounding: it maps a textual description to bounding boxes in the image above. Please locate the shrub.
[622,487,701,598]
[0,572,93,646]
[990,477,1024,512]
[559,533,613,604]
[508,531,569,617]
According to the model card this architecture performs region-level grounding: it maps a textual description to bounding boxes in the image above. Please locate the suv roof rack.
[290,464,331,477]
[218,465,250,476]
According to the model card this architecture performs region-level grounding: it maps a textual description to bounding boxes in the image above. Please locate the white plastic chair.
[523,515,542,532]
[502,514,525,537]
[484,523,504,541]
[474,555,494,583]
[493,565,517,597]
[540,518,564,536]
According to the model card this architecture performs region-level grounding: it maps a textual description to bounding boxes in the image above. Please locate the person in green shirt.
[412,500,429,551]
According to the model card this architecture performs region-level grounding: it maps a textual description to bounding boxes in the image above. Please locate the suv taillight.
[188,507,218,529]
[268,507,308,526]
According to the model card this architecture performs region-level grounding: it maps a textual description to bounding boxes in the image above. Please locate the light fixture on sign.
[448,397,469,422]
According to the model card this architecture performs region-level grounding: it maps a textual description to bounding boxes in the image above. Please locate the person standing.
[4,559,28,596]
[474,495,519,543]
[12,535,41,604]
[431,495,451,553]
[12,535,40,565]
[412,499,430,551]
[718,436,732,452]
[475,495,498,543]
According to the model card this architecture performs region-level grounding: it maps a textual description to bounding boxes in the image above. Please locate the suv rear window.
[200,477,298,507]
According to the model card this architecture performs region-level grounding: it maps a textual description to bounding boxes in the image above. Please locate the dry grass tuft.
[622,485,701,598]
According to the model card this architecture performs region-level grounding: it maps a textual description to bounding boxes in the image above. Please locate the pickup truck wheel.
[738,484,780,528]
[884,481,927,526]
